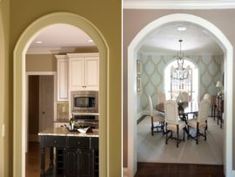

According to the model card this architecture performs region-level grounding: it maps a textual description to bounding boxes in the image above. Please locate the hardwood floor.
[26,142,40,177]
[26,142,50,177]
[135,163,224,177]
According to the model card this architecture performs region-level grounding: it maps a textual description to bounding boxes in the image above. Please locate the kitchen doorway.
[13,12,108,177]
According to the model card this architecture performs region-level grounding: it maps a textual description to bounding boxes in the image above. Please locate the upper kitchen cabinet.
[68,53,99,91]
[55,55,69,101]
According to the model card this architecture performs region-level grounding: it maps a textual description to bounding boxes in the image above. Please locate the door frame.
[25,72,56,150]
[127,13,234,177]
[13,12,109,177]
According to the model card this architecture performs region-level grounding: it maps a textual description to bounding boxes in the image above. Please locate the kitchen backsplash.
[57,101,69,120]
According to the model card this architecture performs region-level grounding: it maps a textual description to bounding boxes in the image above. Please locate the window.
[164,59,198,102]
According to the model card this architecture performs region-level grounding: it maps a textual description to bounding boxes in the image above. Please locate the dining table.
[156,100,199,138]
[178,101,198,121]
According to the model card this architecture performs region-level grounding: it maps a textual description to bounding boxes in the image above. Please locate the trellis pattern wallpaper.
[137,52,224,116]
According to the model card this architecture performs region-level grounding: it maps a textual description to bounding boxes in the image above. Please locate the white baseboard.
[123,168,128,177]
[28,134,39,142]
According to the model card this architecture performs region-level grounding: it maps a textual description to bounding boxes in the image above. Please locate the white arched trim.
[13,12,109,177]
[128,13,233,177]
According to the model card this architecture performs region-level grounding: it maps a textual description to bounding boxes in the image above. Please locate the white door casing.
[127,13,233,177]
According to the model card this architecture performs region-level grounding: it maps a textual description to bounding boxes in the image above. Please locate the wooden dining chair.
[148,95,165,136]
[164,100,186,147]
[187,99,210,144]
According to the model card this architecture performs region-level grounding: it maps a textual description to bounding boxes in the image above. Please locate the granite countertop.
[38,127,99,137]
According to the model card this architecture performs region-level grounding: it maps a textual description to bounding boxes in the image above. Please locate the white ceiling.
[140,22,223,55]
[27,24,95,54]
[124,0,235,9]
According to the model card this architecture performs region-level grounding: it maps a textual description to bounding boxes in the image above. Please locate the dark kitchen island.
[38,127,99,177]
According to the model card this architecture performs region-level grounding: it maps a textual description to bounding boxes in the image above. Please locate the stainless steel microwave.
[71,91,98,113]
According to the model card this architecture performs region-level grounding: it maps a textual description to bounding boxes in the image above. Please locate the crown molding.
[26,47,76,54]
[123,0,235,9]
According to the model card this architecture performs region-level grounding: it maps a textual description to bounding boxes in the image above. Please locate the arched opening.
[127,13,233,177]
[13,12,109,177]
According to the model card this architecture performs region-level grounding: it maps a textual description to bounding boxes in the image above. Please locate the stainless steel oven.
[71,91,98,113]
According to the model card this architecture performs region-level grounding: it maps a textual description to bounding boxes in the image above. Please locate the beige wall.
[4,1,121,176]
[0,0,10,176]
[26,54,56,72]
[123,9,235,168]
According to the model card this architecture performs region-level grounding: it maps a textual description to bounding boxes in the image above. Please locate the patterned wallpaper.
[137,52,224,116]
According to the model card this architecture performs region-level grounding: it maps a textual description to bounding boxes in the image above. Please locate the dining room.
[135,22,225,166]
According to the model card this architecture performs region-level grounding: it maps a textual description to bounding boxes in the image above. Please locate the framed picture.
[136,60,142,75]
[137,77,142,94]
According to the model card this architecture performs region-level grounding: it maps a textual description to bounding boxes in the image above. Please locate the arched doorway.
[13,12,109,177]
[127,13,233,177]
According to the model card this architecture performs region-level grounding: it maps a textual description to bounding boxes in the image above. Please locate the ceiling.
[27,24,96,54]
[124,0,235,9]
[140,22,223,55]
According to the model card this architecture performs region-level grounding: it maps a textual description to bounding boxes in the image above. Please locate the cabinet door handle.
[77,141,80,145]
[54,140,57,144]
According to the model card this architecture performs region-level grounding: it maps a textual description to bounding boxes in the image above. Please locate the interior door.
[39,75,54,131]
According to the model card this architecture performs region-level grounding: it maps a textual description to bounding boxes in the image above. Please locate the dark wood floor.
[26,142,50,177]
[27,143,224,177]
[135,162,224,177]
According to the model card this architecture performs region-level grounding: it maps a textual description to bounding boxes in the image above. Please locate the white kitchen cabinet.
[56,55,69,101]
[68,53,99,91]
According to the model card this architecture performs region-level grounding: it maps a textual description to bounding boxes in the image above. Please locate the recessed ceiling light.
[35,40,43,44]
[88,39,93,43]
[177,26,187,31]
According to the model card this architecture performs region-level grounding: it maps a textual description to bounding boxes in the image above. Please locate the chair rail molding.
[127,13,233,177]
[123,0,235,9]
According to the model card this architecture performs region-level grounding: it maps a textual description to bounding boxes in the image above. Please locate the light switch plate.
[1,124,5,137]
